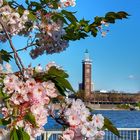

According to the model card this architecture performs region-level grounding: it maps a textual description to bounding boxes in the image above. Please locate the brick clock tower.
[81,49,92,99]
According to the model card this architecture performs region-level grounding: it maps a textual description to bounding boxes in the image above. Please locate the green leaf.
[3,0,8,5]
[64,27,88,40]
[105,12,116,19]
[28,12,37,21]
[25,0,29,5]
[0,118,11,126]
[62,10,78,23]
[48,67,69,78]
[51,1,59,9]
[10,128,18,140]
[52,13,68,24]
[84,25,90,32]
[117,11,129,19]
[16,127,30,140]
[94,16,103,25]
[54,81,66,96]
[0,49,13,63]
[30,2,42,9]
[55,77,74,92]
[104,117,120,137]
[10,127,30,140]
[17,6,25,15]
[0,87,9,100]
[90,27,98,37]
[105,11,129,23]
[79,19,89,26]
[0,88,4,98]
[20,130,30,140]
[24,112,37,127]
[46,66,75,94]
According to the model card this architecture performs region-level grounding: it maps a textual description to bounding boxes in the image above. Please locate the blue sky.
[1,0,140,93]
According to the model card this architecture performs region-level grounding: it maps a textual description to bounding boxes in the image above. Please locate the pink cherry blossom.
[35,64,43,72]
[42,81,58,98]
[0,5,29,39]
[45,62,58,71]
[2,85,14,94]
[92,114,104,129]
[0,0,3,7]
[3,74,18,86]
[30,105,48,127]
[0,63,105,140]
[60,0,76,8]
[81,123,97,138]
[4,63,12,73]
[62,128,74,140]
[1,107,8,118]
[10,93,25,105]
[43,96,50,105]
[26,78,36,91]
[94,131,105,140]
[0,128,10,140]
[67,112,81,126]
[15,120,24,128]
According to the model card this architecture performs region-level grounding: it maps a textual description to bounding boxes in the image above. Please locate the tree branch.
[50,114,70,127]
[0,19,25,76]
[9,43,36,54]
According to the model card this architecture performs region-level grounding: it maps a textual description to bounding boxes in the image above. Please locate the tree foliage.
[0,0,129,139]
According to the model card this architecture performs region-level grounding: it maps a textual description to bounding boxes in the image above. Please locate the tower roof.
[85,49,88,54]
[83,49,92,63]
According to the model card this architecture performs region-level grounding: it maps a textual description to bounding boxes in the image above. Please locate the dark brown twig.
[9,43,36,54]
[50,114,70,127]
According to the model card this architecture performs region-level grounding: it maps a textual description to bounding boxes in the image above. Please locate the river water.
[95,110,140,128]
[44,110,140,130]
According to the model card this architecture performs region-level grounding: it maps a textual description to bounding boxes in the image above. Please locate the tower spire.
[83,49,92,64]
[84,49,90,61]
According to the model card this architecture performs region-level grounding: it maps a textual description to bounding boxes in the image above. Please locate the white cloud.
[128,75,135,79]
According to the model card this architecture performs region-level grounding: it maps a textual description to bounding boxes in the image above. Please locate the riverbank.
[53,103,129,110]
[85,103,129,110]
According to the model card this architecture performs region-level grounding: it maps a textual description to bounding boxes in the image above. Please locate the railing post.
[43,132,47,140]
[136,129,139,140]
[47,132,52,140]
[41,128,140,140]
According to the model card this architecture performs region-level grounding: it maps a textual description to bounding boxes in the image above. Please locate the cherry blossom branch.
[9,43,36,54]
[50,114,70,127]
[0,19,25,76]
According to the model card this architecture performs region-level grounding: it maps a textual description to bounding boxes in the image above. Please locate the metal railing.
[36,128,140,140]
[104,128,140,140]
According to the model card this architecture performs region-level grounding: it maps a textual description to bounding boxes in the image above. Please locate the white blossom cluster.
[30,18,69,59]
[0,4,29,42]
[62,99,105,140]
